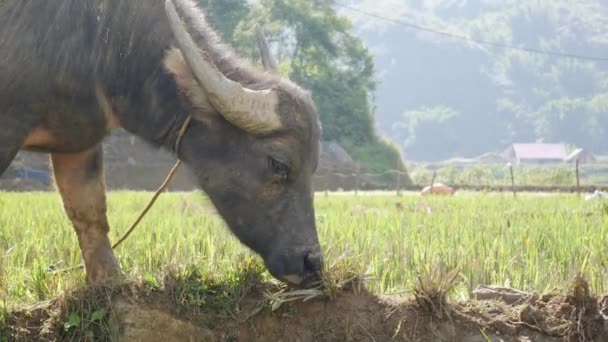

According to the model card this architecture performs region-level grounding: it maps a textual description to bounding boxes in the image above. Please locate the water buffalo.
[421,183,455,196]
[0,0,323,287]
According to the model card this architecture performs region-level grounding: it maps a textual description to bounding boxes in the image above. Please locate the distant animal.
[0,0,323,288]
[421,183,456,196]
[585,190,607,201]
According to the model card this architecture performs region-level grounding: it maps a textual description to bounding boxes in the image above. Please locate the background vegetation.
[344,0,608,161]
[199,0,608,169]
[408,163,608,187]
[198,0,407,176]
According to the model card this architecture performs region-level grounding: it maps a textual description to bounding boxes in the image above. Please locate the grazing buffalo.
[0,0,323,287]
[421,183,455,196]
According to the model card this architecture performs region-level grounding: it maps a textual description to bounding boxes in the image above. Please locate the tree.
[230,0,408,178]
[196,0,410,181]
[349,0,608,159]
[393,106,462,161]
[198,0,249,43]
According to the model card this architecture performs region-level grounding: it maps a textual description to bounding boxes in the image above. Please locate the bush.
[410,167,435,186]
[437,166,459,185]
[409,163,582,187]
[342,138,412,186]
[458,165,494,185]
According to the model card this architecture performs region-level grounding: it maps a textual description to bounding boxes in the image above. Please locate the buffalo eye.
[268,157,289,181]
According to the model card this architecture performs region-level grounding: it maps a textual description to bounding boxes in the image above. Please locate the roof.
[510,143,568,160]
[565,148,595,162]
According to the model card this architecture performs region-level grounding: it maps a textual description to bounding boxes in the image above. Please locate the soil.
[4,279,608,342]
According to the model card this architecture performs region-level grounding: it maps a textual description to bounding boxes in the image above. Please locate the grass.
[0,190,607,310]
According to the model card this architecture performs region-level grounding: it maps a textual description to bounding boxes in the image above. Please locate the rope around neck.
[51,115,193,274]
[112,114,193,249]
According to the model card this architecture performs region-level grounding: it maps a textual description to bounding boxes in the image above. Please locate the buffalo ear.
[164,48,215,117]
[256,26,278,73]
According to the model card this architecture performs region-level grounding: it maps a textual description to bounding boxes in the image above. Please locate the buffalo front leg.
[51,144,123,283]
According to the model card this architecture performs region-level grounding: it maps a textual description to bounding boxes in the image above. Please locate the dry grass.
[412,263,460,320]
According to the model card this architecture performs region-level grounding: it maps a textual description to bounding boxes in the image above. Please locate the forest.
[200,0,608,165]
[346,0,608,161]
[199,0,406,174]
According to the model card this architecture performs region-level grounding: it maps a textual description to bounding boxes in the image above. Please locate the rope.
[111,115,193,250]
[111,160,182,249]
[49,115,193,274]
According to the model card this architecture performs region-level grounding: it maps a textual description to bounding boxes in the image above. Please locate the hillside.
[340,0,608,161]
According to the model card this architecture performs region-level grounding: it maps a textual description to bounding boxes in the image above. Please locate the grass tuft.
[163,255,268,318]
[565,274,599,342]
[0,301,8,342]
[412,262,460,319]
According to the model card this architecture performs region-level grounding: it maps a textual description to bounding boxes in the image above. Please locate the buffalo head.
[163,0,323,287]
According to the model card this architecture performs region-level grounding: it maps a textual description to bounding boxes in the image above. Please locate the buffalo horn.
[165,0,282,134]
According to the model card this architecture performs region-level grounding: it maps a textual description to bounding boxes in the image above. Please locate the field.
[1,191,608,341]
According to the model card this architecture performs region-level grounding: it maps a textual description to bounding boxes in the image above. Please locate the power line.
[335,2,608,62]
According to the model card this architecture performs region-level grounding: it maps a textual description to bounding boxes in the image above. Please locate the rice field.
[0,191,607,307]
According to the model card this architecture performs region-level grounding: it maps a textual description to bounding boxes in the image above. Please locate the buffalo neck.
[92,0,193,153]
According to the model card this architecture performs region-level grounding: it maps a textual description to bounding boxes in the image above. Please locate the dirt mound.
[4,281,608,342]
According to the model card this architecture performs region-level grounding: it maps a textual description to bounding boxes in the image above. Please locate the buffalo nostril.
[304,252,323,275]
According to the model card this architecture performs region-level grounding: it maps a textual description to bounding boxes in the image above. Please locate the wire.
[335,2,608,62]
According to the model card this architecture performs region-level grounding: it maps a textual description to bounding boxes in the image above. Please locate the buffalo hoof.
[86,267,126,286]
[84,253,125,286]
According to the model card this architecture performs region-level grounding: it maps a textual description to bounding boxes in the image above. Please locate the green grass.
[0,191,606,307]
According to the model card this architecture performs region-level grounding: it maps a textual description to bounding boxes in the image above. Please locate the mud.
[4,281,608,342]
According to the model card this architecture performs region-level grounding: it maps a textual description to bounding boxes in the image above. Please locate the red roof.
[511,143,567,160]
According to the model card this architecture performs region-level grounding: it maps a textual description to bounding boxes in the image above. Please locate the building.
[564,148,596,164]
[503,143,569,165]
